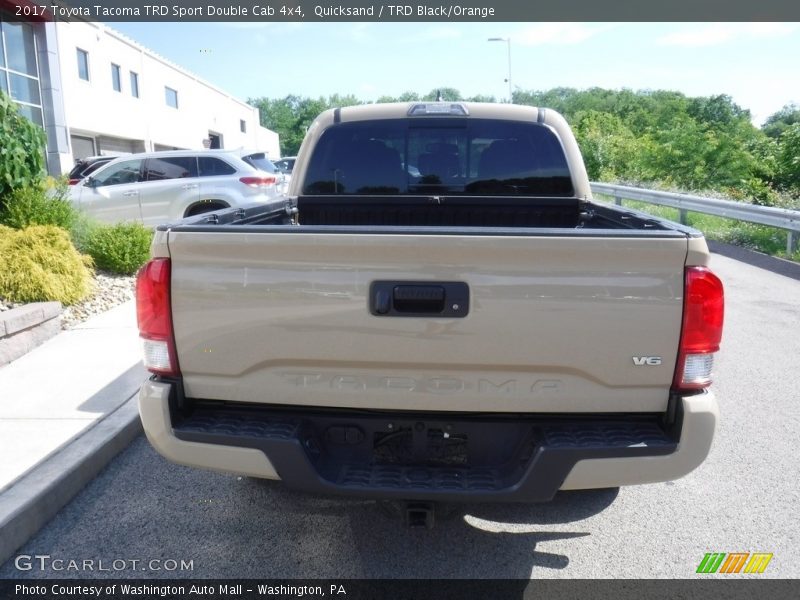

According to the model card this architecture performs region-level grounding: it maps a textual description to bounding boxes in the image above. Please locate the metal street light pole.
[488,37,512,103]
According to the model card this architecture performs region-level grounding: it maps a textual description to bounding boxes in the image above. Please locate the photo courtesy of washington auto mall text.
[12,582,353,599]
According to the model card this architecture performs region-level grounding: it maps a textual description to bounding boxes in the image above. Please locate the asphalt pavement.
[1,251,799,579]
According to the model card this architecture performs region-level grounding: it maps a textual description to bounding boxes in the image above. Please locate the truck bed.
[181,195,679,231]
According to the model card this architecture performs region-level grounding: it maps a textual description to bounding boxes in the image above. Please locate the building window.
[4,20,38,76]
[15,103,43,127]
[77,48,89,81]
[240,119,246,133]
[9,72,41,105]
[111,63,121,92]
[130,71,139,98]
[0,18,44,127]
[165,86,178,109]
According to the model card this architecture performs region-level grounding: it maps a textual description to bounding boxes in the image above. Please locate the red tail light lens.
[239,176,277,188]
[673,266,724,391]
[68,179,80,185]
[136,258,180,377]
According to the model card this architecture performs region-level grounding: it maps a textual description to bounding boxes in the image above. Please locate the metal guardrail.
[590,182,800,254]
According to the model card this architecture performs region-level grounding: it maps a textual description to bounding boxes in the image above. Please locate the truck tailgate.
[168,231,687,413]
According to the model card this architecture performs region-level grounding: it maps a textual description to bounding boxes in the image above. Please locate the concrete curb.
[0,303,63,367]
[0,394,142,567]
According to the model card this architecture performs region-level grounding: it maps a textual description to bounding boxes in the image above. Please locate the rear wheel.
[185,201,228,218]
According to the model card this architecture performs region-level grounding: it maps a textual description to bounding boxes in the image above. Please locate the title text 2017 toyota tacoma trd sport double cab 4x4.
[136,102,724,515]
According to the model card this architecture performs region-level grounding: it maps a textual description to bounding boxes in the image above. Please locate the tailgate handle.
[393,285,445,313]
[370,282,469,318]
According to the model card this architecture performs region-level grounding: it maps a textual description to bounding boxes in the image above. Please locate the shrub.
[0,184,78,230]
[68,210,97,254]
[0,90,46,202]
[725,178,782,207]
[83,222,153,275]
[0,225,93,305]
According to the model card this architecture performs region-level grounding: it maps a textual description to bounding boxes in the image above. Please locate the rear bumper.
[561,390,718,490]
[138,380,718,501]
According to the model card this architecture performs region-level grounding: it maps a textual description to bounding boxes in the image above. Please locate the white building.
[0,7,280,175]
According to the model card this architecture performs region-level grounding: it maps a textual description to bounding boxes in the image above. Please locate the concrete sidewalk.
[0,300,146,564]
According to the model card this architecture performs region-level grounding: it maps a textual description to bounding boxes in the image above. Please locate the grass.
[595,196,800,263]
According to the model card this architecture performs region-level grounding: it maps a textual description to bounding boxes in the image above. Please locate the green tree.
[573,110,647,182]
[774,123,800,194]
[326,94,362,108]
[376,92,420,103]
[465,94,497,103]
[641,114,759,190]
[249,94,365,156]
[687,94,751,128]
[762,103,800,139]
[513,87,578,116]
[422,88,463,101]
[249,95,303,156]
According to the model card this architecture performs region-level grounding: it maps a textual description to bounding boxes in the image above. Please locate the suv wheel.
[185,201,228,218]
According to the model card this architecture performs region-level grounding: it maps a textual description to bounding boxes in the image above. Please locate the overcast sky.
[110,22,800,125]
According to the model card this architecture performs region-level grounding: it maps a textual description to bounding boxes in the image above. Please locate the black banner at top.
[5,0,800,22]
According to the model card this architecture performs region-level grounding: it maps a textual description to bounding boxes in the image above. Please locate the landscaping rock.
[60,272,136,330]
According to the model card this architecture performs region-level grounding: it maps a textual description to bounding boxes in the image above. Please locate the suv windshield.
[272,158,295,173]
[302,118,574,196]
[69,157,114,180]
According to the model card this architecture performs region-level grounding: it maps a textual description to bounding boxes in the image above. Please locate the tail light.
[136,258,180,377]
[239,176,277,188]
[672,266,724,392]
[68,178,80,185]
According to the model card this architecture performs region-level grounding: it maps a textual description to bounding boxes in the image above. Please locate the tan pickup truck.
[136,102,724,518]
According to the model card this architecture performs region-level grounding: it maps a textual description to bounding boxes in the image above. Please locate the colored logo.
[696,552,773,574]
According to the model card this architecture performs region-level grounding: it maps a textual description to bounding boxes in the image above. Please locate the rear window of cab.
[302,118,573,196]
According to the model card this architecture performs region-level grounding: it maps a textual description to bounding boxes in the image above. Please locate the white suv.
[69,149,282,226]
